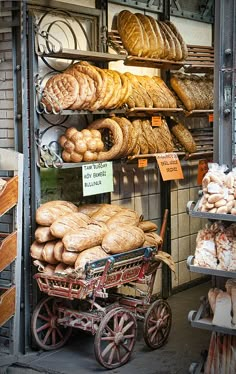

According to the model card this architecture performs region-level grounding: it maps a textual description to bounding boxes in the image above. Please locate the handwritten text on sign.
[156,153,184,181]
[82,162,114,196]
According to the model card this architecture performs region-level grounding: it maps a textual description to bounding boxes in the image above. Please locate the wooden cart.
[31,211,172,369]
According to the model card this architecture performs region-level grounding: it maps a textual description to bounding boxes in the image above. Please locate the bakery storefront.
[0,0,235,372]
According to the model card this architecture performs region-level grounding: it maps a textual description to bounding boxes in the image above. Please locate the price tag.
[208,113,214,122]
[82,161,114,196]
[156,153,184,181]
[152,116,162,127]
[138,159,148,168]
[197,159,209,185]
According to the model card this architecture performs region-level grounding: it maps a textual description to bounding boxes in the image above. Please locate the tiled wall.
[171,160,205,289]
[111,162,163,295]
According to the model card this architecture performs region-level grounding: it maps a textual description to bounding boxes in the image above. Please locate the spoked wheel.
[31,296,72,350]
[94,307,137,369]
[144,299,172,349]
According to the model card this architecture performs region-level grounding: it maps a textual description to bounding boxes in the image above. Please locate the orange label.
[156,153,184,181]
[197,159,209,185]
[152,116,162,127]
[208,113,214,122]
[138,159,148,168]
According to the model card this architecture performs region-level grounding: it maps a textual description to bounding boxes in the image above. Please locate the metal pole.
[213,0,236,168]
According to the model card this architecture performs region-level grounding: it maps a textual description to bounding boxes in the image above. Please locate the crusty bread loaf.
[30,241,44,261]
[170,75,195,111]
[117,10,145,57]
[112,117,132,158]
[146,16,164,58]
[42,240,60,265]
[143,232,163,247]
[74,246,107,278]
[124,72,153,108]
[102,224,145,254]
[91,204,122,223]
[169,120,197,153]
[63,221,108,252]
[106,209,140,230]
[61,250,78,266]
[77,204,105,217]
[50,212,91,238]
[165,21,188,60]
[152,76,177,108]
[135,14,157,58]
[36,200,79,226]
[158,21,176,60]
[35,226,56,243]
[138,221,158,232]
[136,75,165,108]
[161,22,182,61]
[141,119,158,154]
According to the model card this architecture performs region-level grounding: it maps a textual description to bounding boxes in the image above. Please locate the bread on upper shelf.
[116,10,188,61]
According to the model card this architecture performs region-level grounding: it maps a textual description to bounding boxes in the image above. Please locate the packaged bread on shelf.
[194,225,218,268]
[199,163,233,214]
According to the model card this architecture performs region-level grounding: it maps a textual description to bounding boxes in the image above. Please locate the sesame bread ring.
[88,118,123,161]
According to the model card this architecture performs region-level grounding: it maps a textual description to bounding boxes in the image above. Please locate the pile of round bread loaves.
[59,117,197,162]
[30,201,162,278]
[41,62,176,112]
[116,11,188,61]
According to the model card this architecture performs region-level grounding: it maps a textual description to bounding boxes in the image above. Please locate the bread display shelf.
[186,200,236,222]
[183,45,214,73]
[58,108,126,116]
[187,255,236,279]
[0,286,16,327]
[108,30,184,70]
[185,109,214,118]
[0,232,17,272]
[188,302,236,336]
[124,56,184,70]
[0,176,18,217]
[37,48,126,63]
[126,107,184,117]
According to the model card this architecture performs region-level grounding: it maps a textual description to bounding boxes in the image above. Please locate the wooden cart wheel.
[143,299,172,349]
[31,296,72,350]
[94,307,137,369]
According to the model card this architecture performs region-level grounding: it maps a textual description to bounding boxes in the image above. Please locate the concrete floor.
[6,281,211,374]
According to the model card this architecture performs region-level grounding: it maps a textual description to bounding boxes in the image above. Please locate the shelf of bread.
[58,108,127,116]
[124,55,184,70]
[37,48,127,63]
[184,109,214,118]
[187,255,236,278]
[0,176,18,217]
[189,312,236,336]
[108,30,184,71]
[183,45,214,73]
[187,200,236,222]
[189,279,236,335]
[0,232,17,272]
[126,107,183,117]
[0,286,16,327]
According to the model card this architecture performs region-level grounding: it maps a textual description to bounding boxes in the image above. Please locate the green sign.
[82,162,114,196]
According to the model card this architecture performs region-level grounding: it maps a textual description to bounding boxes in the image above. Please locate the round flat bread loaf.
[41,73,79,112]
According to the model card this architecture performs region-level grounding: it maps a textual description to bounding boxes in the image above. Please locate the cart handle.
[159,209,169,251]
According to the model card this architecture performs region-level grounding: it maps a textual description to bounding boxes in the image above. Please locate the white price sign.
[82,162,114,197]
